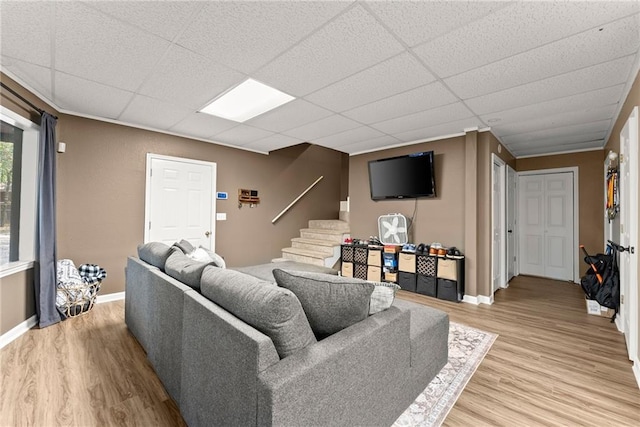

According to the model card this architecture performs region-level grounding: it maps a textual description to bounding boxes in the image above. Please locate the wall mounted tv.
[368,151,436,200]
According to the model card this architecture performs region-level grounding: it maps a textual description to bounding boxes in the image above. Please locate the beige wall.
[56,117,346,296]
[516,150,605,256]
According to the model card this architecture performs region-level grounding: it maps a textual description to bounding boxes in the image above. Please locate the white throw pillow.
[187,247,214,263]
[369,282,401,314]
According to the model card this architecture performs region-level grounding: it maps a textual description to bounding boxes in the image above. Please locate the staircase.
[281,219,350,268]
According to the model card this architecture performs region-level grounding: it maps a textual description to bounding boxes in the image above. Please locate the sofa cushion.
[137,242,172,269]
[370,282,401,314]
[173,239,195,254]
[200,267,316,359]
[165,249,216,290]
[272,269,375,338]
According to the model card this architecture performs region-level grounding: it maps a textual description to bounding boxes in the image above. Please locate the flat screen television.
[368,151,436,200]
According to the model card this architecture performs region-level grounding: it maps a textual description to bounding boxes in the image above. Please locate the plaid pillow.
[369,282,401,315]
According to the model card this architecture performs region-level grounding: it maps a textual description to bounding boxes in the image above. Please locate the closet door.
[519,172,574,281]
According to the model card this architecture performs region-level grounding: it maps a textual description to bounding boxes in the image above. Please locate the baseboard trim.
[462,295,494,305]
[633,360,640,390]
[0,314,37,350]
[96,291,125,304]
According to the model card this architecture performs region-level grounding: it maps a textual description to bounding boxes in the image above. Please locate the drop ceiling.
[1,1,638,157]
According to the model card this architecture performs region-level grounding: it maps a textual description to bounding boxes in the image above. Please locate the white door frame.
[144,153,217,250]
[617,106,638,369]
[506,165,518,281]
[491,154,507,292]
[518,167,580,283]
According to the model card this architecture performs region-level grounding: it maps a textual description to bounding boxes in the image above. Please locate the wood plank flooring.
[1,275,639,426]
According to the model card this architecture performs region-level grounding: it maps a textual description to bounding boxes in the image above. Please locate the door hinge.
[621,223,624,234]
[150,168,153,177]
[620,154,625,163]
[621,294,624,304]
[148,221,151,230]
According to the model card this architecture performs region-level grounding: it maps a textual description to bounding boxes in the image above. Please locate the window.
[0,120,23,265]
[0,106,39,276]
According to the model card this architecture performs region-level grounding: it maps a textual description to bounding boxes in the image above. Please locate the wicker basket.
[56,281,101,317]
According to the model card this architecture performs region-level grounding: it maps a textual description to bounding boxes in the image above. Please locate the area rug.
[393,322,498,427]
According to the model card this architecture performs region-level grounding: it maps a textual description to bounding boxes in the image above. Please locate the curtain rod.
[0,81,58,120]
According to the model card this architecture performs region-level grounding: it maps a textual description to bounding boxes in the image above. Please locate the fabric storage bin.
[367,246,383,266]
[437,258,458,281]
[384,271,398,283]
[354,263,368,280]
[416,275,437,297]
[416,255,437,277]
[341,262,353,278]
[398,252,416,273]
[341,244,354,263]
[437,278,462,302]
[354,245,368,265]
[367,265,382,282]
[398,271,417,292]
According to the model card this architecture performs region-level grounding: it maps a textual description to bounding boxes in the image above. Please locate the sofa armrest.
[257,306,412,427]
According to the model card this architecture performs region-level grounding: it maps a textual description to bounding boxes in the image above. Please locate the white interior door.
[145,154,216,250]
[507,166,517,281]
[492,155,506,293]
[519,172,574,281]
[619,106,638,363]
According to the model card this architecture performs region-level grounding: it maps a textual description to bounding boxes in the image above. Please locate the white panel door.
[506,166,517,281]
[619,106,638,362]
[492,160,504,293]
[519,173,574,281]
[146,155,216,250]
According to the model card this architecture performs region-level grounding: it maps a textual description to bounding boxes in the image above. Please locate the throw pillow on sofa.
[137,242,172,269]
[201,267,316,359]
[187,246,226,269]
[369,282,401,314]
[165,249,217,290]
[172,239,195,254]
[272,269,374,338]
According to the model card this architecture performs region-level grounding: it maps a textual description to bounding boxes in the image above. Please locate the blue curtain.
[35,112,61,328]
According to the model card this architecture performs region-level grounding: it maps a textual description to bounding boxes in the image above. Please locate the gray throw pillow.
[172,239,195,254]
[165,250,216,290]
[272,269,375,338]
[137,242,172,269]
[201,267,316,359]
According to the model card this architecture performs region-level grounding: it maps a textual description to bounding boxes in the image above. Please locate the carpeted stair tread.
[308,219,350,231]
[281,247,328,260]
[291,237,338,247]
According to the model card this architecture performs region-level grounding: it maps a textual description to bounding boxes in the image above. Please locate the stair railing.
[272,176,324,224]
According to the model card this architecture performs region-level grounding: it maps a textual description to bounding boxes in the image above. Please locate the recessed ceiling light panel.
[199,79,295,122]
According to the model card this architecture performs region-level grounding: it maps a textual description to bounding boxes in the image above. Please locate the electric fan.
[378,213,410,245]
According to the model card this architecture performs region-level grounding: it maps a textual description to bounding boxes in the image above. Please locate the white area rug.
[393,322,497,427]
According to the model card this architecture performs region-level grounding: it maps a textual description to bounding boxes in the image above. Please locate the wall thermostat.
[216,192,228,200]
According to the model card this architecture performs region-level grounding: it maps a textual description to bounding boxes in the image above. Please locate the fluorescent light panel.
[199,79,295,122]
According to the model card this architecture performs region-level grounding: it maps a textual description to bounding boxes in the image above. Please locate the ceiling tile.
[213,125,274,146]
[492,104,618,137]
[304,52,434,112]
[314,126,386,148]
[338,135,403,155]
[2,57,53,99]
[176,1,349,74]
[169,113,237,139]
[506,131,608,151]
[444,14,640,99]
[394,118,484,143]
[0,1,53,67]
[371,102,475,135]
[415,1,640,78]
[138,45,244,110]
[243,134,304,153]
[245,100,333,133]
[282,114,362,141]
[54,72,133,119]
[84,1,204,41]
[343,82,459,124]
[481,85,625,125]
[55,2,171,92]
[466,56,635,115]
[366,1,509,47]
[255,5,405,96]
[502,119,611,145]
[118,95,192,130]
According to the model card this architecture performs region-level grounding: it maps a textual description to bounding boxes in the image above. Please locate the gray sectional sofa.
[125,242,449,427]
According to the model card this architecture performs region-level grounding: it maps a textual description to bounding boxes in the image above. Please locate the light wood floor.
[1,275,639,426]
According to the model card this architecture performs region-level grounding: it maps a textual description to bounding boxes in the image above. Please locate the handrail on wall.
[272,176,324,224]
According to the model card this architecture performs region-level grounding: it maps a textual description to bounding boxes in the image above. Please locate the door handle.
[205,231,211,238]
